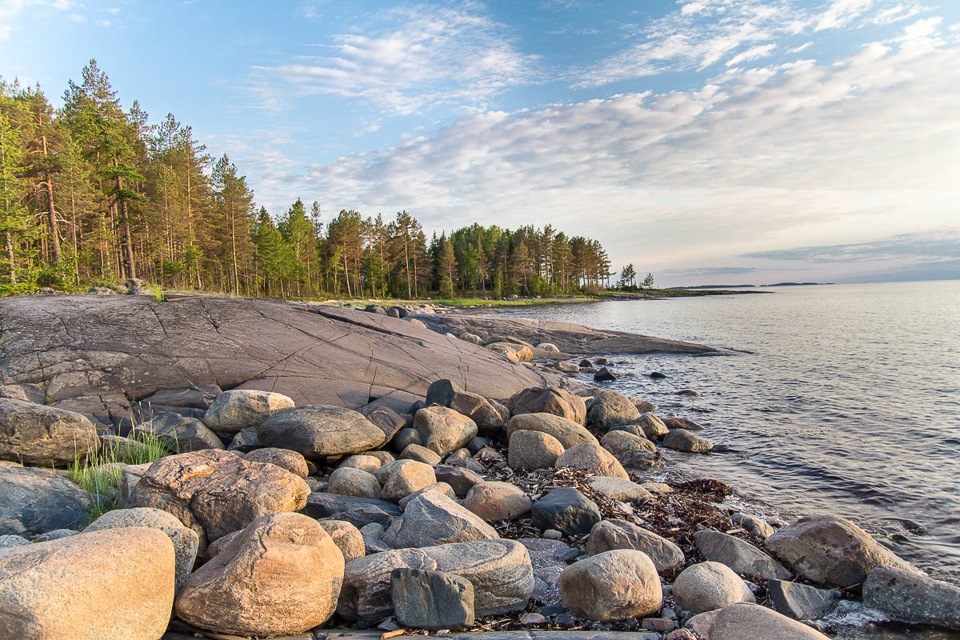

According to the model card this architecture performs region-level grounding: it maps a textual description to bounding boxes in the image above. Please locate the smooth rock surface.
[507,413,598,449]
[382,491,499,548]
[560,550,663,621]
[258,405,386,458]
[508,430,565,471]
[766,579,840,620]
[662,429,713,453]
[391,568,475,630]
[508,387,587,425]
[244,447,310,478]
[672,561,755,614]
[317,519,366,562]
[586,390,640,430]
[203,390,294,433]
[0,465,93,536]
[601,429,656,455]
[0,398,99,465]
[413,405,478,456]
[863,564,960,630]
[463,481,533,522]
[709,603,832,640]
[328,467,383,500]
[586,519,685,574]
[379,459,437,502]
[555,442,629,479]
[531,487,601,537]
[694,530,791,580]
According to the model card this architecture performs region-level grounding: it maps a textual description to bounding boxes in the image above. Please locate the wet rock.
[258,405,386,458]
[244,447,309,478]
[709,602,832,639]
[676,389,701,397]
[693,530,791,580]
[0,398,100,466]
[637,413,669,439]
[203,389,294,433]
[0,465,93,536]
[391,568,475,630]
[507,412,598,449]
[732,512,775,538]
[175,513,344,637]
[765,579,840,620]
[663,429,713,453]
[587,476,655,502]
[509,430,566,471]
[531,487,602,537]
[85,506,199,591]
[317,519,365,562]
[463,481,533,522]
[508,386,587,424]
[593,367,620,382]
[133,411,224,452]
[382,491,498,548]
[561,550,663,621]
[379,459,437,502]
[863,563,960,630]
[556,442,630,479]
[586,390,641,429]
[765,514,912,589]
[413,405,478,456]
[328,467,382,500]
[586,519,684,574]
[672,561,755,614]
[650,371,667,379]
[0,527,175,640]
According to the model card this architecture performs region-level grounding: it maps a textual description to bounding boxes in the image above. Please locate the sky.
[1,0,958,286]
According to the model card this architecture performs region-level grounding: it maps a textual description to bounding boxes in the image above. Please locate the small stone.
[593,367,619,382]
[765,579,839,620]
[521,612,547,625]
[663,429,713,453]
[327,467,383,500]
[642,617,677,631]
[731,512,775,538]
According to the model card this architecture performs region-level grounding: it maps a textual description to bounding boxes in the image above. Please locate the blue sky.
[2,0,958,286]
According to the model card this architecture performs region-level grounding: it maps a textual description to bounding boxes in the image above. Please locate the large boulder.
[601,429,656,455]
[391,568,475,630]
[586,390,640,429]
[709,602,832,640]
[0,398,99,466]
[507,413,598,449]
[463,481,533,522]
[560,550,662,621]
[765,579,840,620]
[175,513,344,637]
[381,491,499,548]
[508,386,587,425]
[129,449,310,549]
[413,406,478,456]
[694,530,791,580]
[531,487,601,537]
[448,389,509,433]
[555,442,629,479]
[672,561,755,614]
[85,506,199,591]
[586,476,654,502]
[379,459,437,502]
[863,564,960,630]
[328,467,382,500]
[302,492,401,530]
[243,447,309,478]
[508,429,565,471]
[586,519,684,574]
[258,405,386,458]
[0,527,175,640]
[0,465,93,536]
[338,549,437,621]
[133,412,224,452]
[765,514,912,589]
[203,390,294,433]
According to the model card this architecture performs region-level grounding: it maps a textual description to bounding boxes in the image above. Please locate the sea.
[497,280,960,587]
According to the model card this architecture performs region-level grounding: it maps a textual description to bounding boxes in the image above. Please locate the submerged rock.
[863,564,960,630]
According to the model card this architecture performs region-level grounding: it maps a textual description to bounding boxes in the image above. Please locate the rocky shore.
[1,293,958,640]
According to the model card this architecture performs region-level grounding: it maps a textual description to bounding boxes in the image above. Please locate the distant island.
[673,282,835,290]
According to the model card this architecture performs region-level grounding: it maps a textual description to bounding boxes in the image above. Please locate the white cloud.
[0,0,71,40]
[815,0,876,31]
[253,3,538,115]
[727,43,777,66]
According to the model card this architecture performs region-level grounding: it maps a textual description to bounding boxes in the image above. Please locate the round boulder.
[672,561,755,614]
[662,429,713,453]
[560,550,662,621]
[258,405,387,459]
[507,413,598,449]
[508,430,565,471]
[244,447,310,478]
[463,481,533,522]
[328,467,382,500]
[317,519,365,562]
[586,519,684,574]
[586,390,640,430]
[555,442,629,479]
[531,487,601,537]
[508,386,587,425]
[710,603,832,640]
[0,398,100,466]
[413,406,478,456]
[601,429,656,455]
[203,390,295,433]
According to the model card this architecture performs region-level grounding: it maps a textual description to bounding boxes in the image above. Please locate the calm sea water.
[500,281,960,582]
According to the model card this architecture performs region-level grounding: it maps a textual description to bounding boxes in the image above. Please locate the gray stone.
[381,491,499,548]
[0,465,93,536]
[508,387,587,424]
[765,579,840,620]
[301,492,401,530]
[32,528,77,542]
[226,426,260,452]
[616,449,665,472]
[425,379,462,408]
[507,413,598,449]
[531,487,601,537]
[413,406,478,456]
[133,411,224,452]
[258,405,386,459]
[586,390,640,429]
[328,467,382,500]
[672,561,755,614]
[662,429,713,453]
[587,519,684,574]
[397,482,457,510]
[509,430,565,471]
[203,389,294,433]
[0,534,29,548]
[338,549,438,621]
[732,512,775,538]
[556,442,629,479]
[601,429,656,456]
[636,413,669,439]
[693,530,791,580]
[391,427,422,452]
[586,476,654,502]
[709,603,832,640]
[361,405,407,442]
[449,390,509,433]
[560,550,662,621]
[433,464,485,498]
[391,568,475,630]
[399,443,442,465]
[0,398,100,466]
[863,564,960,630]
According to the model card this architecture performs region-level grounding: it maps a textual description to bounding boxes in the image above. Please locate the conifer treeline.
[0,60,612,298]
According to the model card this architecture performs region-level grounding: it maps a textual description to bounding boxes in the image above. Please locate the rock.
[433,464,485,498]
[632,398,657,413]
[0,465,93,536]
[423,539,536,616]
[381,491,499,548]
[391,568,475,630]
[0,398,100,466]
[732,512,775,538]
[637,413,669,439]
[586,519,684,574]
[391,427,421,452]
[709,602,832,639]
[316,519,366,562]
[444,446,485,472]
[650,371,667,379]
[32,528,77,542]
[338,549,437,621]
[560,550,662,621]
[507,413,598,449]
[463,481,533,522]
[593,367,620,382]
[379,459,437,502]
[362,405,407,442]
[765,579,840,620]
[258,405,386,458]
[302,492,401,529]
[507,386,587,424]
[0,527,175,640]
[337,454,382,473]
[663,429,713,453]
[617,449,666,472]
[693,530,791,580]
[0,534,29,548]
[672,561,755,614]
[244,447,309,478]
[676,389,701,397]
[85,506,199,591]
[765,514,912,589]
[556,442,629,479]
[601,429,656,455]
[413,406,478,456]
[643,617,677,632]
[531,487,602,537]
[508,430,565,471]
[365,304,387,315]
[425,379,462,408]
[129,449,310,548]
[365,450,396,465]
[449,390,509,433]
[663,416,703,430]
[175,513,344,637]
[556,360,580,373]
[460,332,485,346]
[586,390,641,429]
[134,412,224,453]
[587,476,654,501]
[397,482,457,510]
[328,467,383,500]
[226,426,260,452]
[863,564,960,630]
[203,389,294,433]
[399,443,442,465]
[537,342,560,352]
[685,609,719,637]
[118,461,151,505]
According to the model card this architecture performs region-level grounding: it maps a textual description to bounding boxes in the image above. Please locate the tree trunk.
[41,134,61,265]
[116,174,136,279]
[5,231,14,285]
[230,204,239,296]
